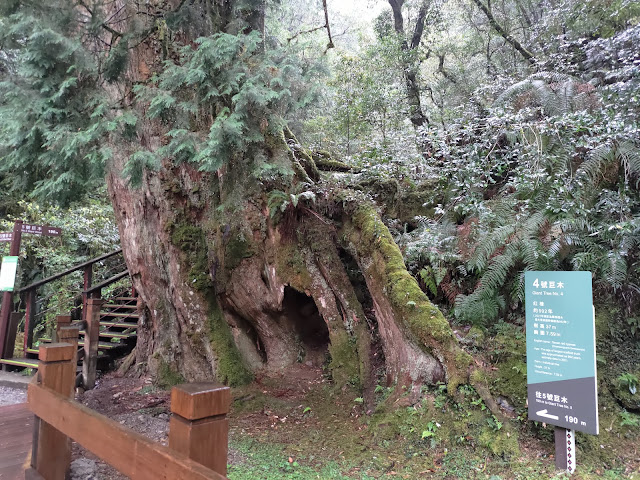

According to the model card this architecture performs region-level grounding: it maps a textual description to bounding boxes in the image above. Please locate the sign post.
[0,221,62,359]
[525,271,598,474]
[0,221,22,359]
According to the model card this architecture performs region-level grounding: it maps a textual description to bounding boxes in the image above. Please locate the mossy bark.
[341,201,470,392]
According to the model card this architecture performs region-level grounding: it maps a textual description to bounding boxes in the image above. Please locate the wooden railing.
[2,249,126,359]
[26,343,230,480]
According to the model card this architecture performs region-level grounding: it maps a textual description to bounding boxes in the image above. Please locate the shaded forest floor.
[77,361,639,480]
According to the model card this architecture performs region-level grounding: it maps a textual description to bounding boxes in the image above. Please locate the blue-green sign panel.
[0,256,18,292]
[525,271,599,435]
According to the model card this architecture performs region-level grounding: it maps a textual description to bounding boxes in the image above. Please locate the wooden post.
[82,264,92,325]
[82,298,103,389]
[0,220,22,359]
[3,312,22,358]
[24,288,36,353]
[30,343,76,480]
[169,383,231,476]
[55,315,72,337]
[51,315,70,343]
[57,324,80,397]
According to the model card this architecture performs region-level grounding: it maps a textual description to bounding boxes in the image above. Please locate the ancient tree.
[1,0,478,404]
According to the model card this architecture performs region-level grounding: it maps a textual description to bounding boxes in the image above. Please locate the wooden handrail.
[16,249,123,293]
[27,344,230,480]
[84,270,129,295]
[27,384,227,480]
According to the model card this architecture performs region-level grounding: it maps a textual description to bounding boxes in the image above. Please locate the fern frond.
[476,243,520,293]
[468,224,516,272]
[580,143,615,183]
[602,250,627,290]
[617,141,640,185]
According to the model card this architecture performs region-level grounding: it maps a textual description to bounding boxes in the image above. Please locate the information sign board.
[0,256,19,292]
[526,271,599,435]
[0,233,11,242]
[21,224,61,237]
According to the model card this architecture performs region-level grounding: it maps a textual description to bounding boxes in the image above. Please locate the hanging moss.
[170,222,213,292]
[208,301,254,386]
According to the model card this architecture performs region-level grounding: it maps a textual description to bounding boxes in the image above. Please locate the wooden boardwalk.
[0,403,33,480]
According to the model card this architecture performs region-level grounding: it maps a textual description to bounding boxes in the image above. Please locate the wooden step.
[99,322,139,329]
[100,312,139,319]
[0,358,39,369]
[114,297,137,302]
[82,331,136,340]
[103,304,137,309]
[77,340,121,350]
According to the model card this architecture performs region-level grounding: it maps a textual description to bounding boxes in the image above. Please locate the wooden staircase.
[2,294,140,371]
[0,249,138,380]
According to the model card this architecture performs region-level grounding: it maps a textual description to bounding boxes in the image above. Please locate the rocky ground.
[0,385,27,406]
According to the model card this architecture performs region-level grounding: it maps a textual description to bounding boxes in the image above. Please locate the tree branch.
[437,54,457,84]
[287,1,334,52]
[322,0,334,50]
[410,1,429,50]
[76,0,123,38]
[287,24,327,44]
[470,0,536,66]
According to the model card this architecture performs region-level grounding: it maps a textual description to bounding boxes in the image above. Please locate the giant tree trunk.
[102,0,471,398]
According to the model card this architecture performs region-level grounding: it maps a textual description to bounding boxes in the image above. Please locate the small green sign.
[0,256,18,292]
[526,271,599,435]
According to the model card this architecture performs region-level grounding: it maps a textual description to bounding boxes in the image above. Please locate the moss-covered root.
[346,202,472,391]
[284,126,321,181]
[470,369,514,430]
[311,151,353,172]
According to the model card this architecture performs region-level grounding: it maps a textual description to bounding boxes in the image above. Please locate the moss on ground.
[225,366,638,479]
[487,323,528,410]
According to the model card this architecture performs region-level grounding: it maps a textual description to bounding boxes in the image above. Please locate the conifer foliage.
[0,1,112,204]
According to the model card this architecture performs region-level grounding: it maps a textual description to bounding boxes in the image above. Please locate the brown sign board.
[0,233,11,242]
[21,224,62,237]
